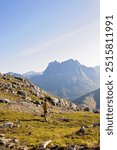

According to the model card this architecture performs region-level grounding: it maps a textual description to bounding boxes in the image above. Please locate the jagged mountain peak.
[44,59,82,75]
[61,59,81,65]
[28,59,100,100]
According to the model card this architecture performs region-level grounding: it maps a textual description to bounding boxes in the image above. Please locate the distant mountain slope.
[6,71,42,79]
[6,72,22,78]
[22,71,43,79]
[28,59,100,100]
[73,88,100,108]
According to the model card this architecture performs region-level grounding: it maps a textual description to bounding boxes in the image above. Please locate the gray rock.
[12,83,18,88]
[12,138,19,143]
[0,99,11,103]
[8,142,15,148]
[93,123,100,127]
[84,107,90,112]
[17,90,27,97]
[93,109,100,114]
[83,96,96,111]
[14,77,24,82]
[79,104,90,111]
[75,126,85,135]
[70,103,77,110]
[0,138,12,145]
[49,97,59,106]
[0,122,13,128]
[66,145,85,150]
[38,140,52,149]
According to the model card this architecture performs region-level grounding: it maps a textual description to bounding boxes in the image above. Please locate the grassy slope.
[0,106,100,149]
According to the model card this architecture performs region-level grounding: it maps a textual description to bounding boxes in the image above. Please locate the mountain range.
[6,59,100,101]
[28,59,100,100]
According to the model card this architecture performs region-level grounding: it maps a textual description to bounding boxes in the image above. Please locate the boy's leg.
[44,111,48,122]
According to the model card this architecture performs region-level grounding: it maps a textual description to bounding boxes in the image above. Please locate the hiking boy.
[42,99,49,122]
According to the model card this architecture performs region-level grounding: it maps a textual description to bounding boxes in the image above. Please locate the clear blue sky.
[0,0,100,73]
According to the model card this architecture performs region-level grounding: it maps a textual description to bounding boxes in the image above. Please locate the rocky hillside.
[0,73,78,112]
[74,88,100,109]
[27,59,100,100]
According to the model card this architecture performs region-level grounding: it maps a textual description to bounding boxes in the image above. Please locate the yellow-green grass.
[0,107,100,149]
[0,91,20,101]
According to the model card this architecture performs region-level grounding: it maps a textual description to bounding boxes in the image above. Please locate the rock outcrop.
[0,73,78,110]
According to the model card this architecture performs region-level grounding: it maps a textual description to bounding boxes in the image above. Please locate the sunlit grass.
[0,107,100,149]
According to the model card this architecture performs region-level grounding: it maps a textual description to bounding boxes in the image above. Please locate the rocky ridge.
[0,73,78,112]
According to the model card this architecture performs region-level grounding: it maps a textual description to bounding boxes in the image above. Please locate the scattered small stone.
[27,132,32,135]
[1,122,14,128]
[93,109,100,114]
[93,123,100,127]
[66,145,84,150]
[38,140,52,149]
[75,126,85,135]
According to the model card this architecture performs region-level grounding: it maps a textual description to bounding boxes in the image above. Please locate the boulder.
[93,123,100,127]
[70,103,77,110]
[14,77,24,82]
[17,91,27,97]
[84,107,90,112]
[78,104,87,111]
[75,126,85,135]
[0,138,13,145]
[83,97,96,111]
[93,109,100,114]
[0,99,11,103]
[38,140,52,149]
[50,97,59,106]
[0,122,13,128]
[8,142,16,149]
[12,83,18,88]
[18,145,28,150]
